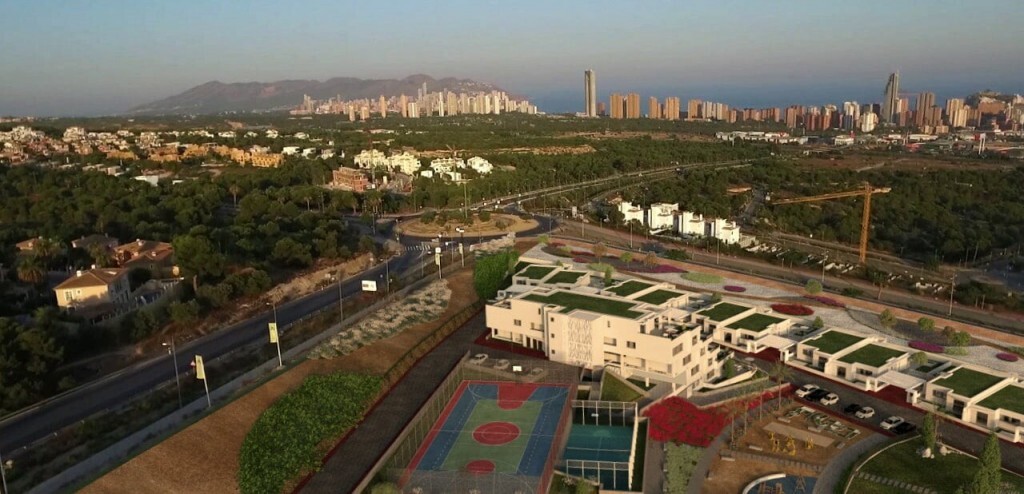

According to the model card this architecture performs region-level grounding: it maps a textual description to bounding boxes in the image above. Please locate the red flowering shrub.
[996,352,1020,362]
[649,264,684,273]
[771,303,814,316]
[724,285,747,293]
[803,295,846,308]
[644,397,727,447]
[909,340,944,353]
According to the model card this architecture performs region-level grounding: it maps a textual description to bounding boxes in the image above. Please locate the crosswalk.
[405,242,459,252]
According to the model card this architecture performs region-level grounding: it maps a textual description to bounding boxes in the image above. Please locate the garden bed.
[770,303,814,316]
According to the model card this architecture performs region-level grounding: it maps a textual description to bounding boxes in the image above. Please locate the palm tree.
[228,184,241,206]
[17,255,46,286]
[87,243,111,268]
[33,237,61,266]
[769,361,793,412]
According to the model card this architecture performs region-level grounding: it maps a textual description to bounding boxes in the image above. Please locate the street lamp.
[336,270,345,322]
[456,227,466,267]
[266,302,282,367]
[948,272,957,316]
[821,251,828,283]
[162,339,183,410]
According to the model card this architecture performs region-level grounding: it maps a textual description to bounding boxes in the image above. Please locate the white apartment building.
[466,156,494,175]
[648,203,679,231]
[355,149,388,169]
[387,152,422,175]
[429,157,465,173]
[618,201,645,225]
[486,263,725,394]
[281,146,301,156]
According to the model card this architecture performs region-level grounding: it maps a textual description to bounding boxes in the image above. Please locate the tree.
[710,292,723,303]
[592,242,607,259]
[965,433,1001,494]
[32,237,62,266]
[918,317,936,332]
[169,300,201,325]
[911,351,929,367]
[173,235,226,289]
[643,251,658,269]
[811,316,825,330]
[805,279,823,295]
[769,361,793,411]
[473,250,517,300]
[723,358,737,379]
[16,254,45,286]
[495,218,509,231]
[866,266,888,299]
[478,209,491,222]
[0,316,66,414]
[272,238,313,267]
[921,411,937,453]
[86,243,112,268]
[369,482,400,494]
[603,267,614,285]
[620,252,633,265]
[949,330,971,348]
[538,234,549,245]
[879,309,897,330]
[229,184,242,206]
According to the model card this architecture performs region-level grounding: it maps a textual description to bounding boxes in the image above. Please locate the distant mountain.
[128,74,506,115]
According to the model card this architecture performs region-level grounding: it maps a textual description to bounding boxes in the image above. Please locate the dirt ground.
[83,268,480,494]
[397,213,538,238]
[262,253,374,306]
[703,459,817,494]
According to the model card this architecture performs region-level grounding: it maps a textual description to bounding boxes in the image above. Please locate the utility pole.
[337,270,345,322]
[162,339,182,409]
[1,447,8,494]
[821,251,828,283]
[948,271,957,316]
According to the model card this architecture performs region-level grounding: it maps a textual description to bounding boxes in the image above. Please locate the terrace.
[978,385,1024,415]
[933,367,1005,398]
[698,302,750,322]
[523,291,645,319]
[635,289,686,305]
[519,265,556,280]
[838,344,906,367]
[803,330,864,355]
[725,313,785,333]
[547,270,586,284]
[606,280,653,297]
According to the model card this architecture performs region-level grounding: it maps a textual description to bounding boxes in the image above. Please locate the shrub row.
[771,303,814,316]
[909,340,945,353]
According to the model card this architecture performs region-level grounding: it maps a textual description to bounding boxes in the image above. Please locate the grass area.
[547,270,586,284]
[846,478,908,494]
[588,262,615,273]
[933,367,1005,398]
[683,272,723,284]
[803,330,864,354]
[548,473,598,494]
[606,280,653,296]
[664,442,703,494]
[859,440,1024,494]
[601,373,644,402]
[698,302,750,321]
[513,261,534,273]
[635,289,686,305]
[916,360,946,373]
[725,313,785,333]
[631,421,647,491]
[524,291,644,319]
[838,344,907,367]
[628,377,658,391]
[978,385,1024,414]
[520,265,556,280]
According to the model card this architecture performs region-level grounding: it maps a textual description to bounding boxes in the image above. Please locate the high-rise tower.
[881,72,900,124]
[584,70,597,117]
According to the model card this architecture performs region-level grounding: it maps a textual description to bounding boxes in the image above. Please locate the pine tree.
[966,433,1001,494]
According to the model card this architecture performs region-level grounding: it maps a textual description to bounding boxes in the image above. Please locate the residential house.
[113,239,176,277]
[54,268,131,310]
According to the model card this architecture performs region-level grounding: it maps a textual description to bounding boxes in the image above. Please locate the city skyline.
[2,0,1023,117]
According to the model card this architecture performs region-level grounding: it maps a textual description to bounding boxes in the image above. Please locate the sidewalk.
[811,434,888,494]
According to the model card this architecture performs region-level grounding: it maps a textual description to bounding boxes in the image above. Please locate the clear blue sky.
[2,0,1021,116]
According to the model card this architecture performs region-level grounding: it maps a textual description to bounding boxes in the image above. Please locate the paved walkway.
[643,436,665,494]
[811,433,888,494]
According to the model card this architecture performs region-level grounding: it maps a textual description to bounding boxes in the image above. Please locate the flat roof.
[698,302,750,322]
[803,330,864,354]
[635,289,686,305]
[606,280,653,297]
[523,291,644,319]
[519,265,556,280]
[547,270,586,284]
[933,367,1005,398]
[726,313,786,333]
[838,344,906,367]
[978,385,1024,415]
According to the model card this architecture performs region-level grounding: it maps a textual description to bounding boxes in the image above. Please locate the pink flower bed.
[650,264,684,273]
[909,340,944,353]
[996,352,1020,362]
[724,285,747,293]
[572,257,590,263]
[771,303,814,316]
[803,295,846,308]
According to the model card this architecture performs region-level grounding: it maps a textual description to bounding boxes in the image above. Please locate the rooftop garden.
[698,302,750,322]
[726,313,786,333]
[933,367,1005,398]
[600,372,643,402]
[519,265,556,280]
[606,280,653,296]
[523,291,644,319]
[803,330,864,354]
[636,289,686,305]
[546,270,586,284]
[978,385,1024,414]
[838,344,906,367]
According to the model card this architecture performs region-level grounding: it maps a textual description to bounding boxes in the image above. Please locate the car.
[796,384,820,398]
[893,422,918,435]
[819,393,839,406]
[880,416,905,430]
[855,406,876,419]
[806,388,830,401]
[843,403,861,414]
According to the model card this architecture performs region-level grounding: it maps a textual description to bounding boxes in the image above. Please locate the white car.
[819,392,839,406]
[880,416,905,430]
[855,406,876,419]
[795,384,819,398]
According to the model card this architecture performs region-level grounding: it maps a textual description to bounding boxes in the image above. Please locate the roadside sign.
[361,280,378,292]
[194,356,206,380]
[268,322,279,343]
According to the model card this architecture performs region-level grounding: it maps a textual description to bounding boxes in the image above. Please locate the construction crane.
[771,183,892,264]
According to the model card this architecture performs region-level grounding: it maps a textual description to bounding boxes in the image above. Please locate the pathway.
[811,433,888,494]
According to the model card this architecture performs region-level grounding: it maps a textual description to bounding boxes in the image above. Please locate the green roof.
[978,385,1024,415]
[606,280,653,296]
[519,265,556,280]
[698,302,750,322]
[804,330,864,354]
[933,367,1004,398]
[635,289,686,305]
[838,344,906,367]
[523,291,644,319]
[726,313,786,333]
[547,270,586,284]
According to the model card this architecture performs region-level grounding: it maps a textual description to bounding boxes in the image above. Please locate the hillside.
[128,74,505,115]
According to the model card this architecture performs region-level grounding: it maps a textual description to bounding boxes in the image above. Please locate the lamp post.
[267,302,282,367]
[1,447,8,494]
[162,339,182,410]
[456,227,466,267]
[948,272,957,316]
[821,251,828,283]
[337,270,344,322]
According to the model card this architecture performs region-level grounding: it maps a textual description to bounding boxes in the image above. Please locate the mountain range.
[128,74,506,115]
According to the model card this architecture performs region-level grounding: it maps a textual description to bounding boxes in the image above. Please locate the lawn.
[607,280,652,296]
[524,291,644,319]
[726,313,786,333]
[978,385,1024,414]
[636,289,686,305]
[664,443,703,494]
[803,330,864,354]
[683,272,723,284]
[520,265,556,280]
[933,367,1005,398]
[859,440,1024,494]
[513,261,534,273]
[698,302,750,322]
[601,373,644,402]
[547,270,586,284]
[838,344,906,367]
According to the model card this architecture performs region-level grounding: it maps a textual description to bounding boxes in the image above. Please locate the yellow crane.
[771,183,891,264]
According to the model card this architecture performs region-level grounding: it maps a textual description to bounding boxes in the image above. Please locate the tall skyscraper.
[648,96,660,119]
[664,97,680,120]
[687,99,702,120]
[399,94,408,118]
[881,72,900,124]
[915,92,935,127]
[610,93,624,119]
[945,98,965,126]
[584,70,597,117]
[379,95,386,118]
[626,93,641,118]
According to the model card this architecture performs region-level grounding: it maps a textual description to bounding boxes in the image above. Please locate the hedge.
[238,373,382,494]
[771,303,814,316]
[909,340,944,353]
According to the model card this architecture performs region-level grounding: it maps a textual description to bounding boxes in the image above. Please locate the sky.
[1,0,1022,116]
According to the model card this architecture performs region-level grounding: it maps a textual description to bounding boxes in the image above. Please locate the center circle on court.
[473,421,520,445]
[465,459,496,473]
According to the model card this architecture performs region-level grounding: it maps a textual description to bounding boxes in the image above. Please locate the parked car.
[855,406,876,419]
[820,393,839,406]
[893,422,918,435]
[843,403,861,414]
[880,416,905,430]
[796,384,820,398]
[806,388,830,402]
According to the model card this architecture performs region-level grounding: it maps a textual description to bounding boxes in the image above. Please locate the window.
[63,291,73,301]
[691,366,699,376]
[550,333,556,338]
[692,336,697,346]
[607,321,611,327]
[627,341,636,349]
[803,348,813,357]
[550,317,555,322]
[514,319,522,327]
[672,343,684,355]
[640,324,646,333]
[604,337,617,346]
[683,355,692,365]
